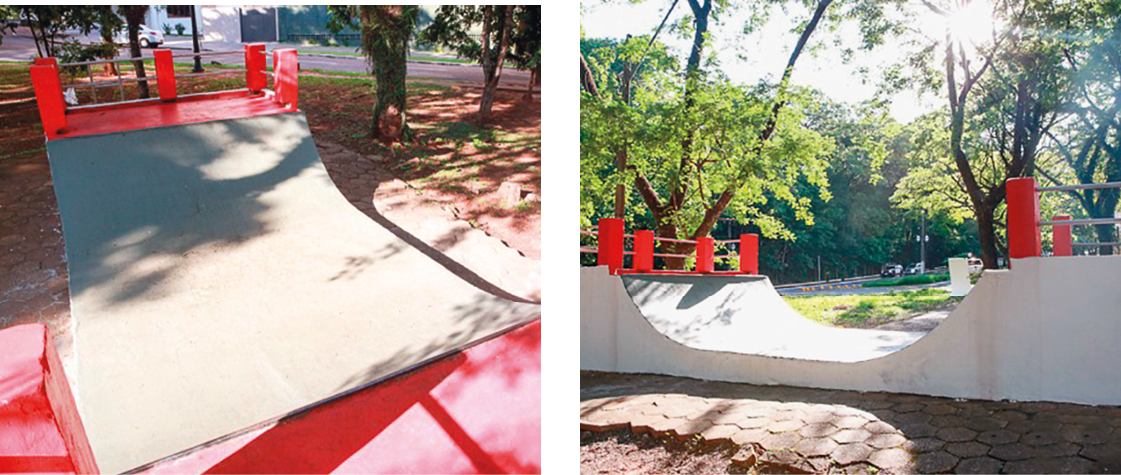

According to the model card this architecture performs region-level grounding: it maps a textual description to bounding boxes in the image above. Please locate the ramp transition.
[582,257,1121,406]
[47,112,539,472]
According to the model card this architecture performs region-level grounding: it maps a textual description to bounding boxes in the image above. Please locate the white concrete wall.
[145,6,203,36]
[581,255,1121,405]
[200,6,242,43]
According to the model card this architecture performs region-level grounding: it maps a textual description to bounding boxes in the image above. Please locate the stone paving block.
[1030,442,1080,458]
[1059,424,1112,445]
[990,410,1029,423]
[731,428,769,445]
[864,420,899,435]
[936,427,978,443]
[913,451,960,473]
[923,404,959,416]
[930,415,970,428]
[945,441,990,458]
[735,416,769,429]
[963,417,1006,432]
[868,447,913,470]
[989,442,1035,461]
[832,443,874,466]
[904,437,945,453]
[794,437,839,457]
[954,456,1004,474]
[893,403,926,413]
[1004,456,1093,474]
[895,411,934,425]
[1081,443,1121,463]
[1020,431,1062,447]
[799,423,840,438]
[760,431,803,450]
[834,416,870,429]
[1006,420,1062,434]
[674,418,715,437]
[699,423,740,443]
[866,433,908,449]
[767,419,806,433]
[899,422,939,438]
[833,428,874,444]
[976,429,1019,446]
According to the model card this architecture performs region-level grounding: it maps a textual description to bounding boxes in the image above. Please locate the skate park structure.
[581,179,1121,406]
[2,46,540,474]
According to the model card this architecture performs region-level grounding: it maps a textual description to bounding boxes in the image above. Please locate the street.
[0,33,534,89]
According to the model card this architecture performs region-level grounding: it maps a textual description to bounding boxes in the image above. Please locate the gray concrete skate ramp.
[582,256,1121,405]
[622,274,924,363]
[46,113,539,473]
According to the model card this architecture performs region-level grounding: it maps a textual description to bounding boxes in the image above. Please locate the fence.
[580,218,759,275]
[1007,177,1121,258]
[29,44,299,137]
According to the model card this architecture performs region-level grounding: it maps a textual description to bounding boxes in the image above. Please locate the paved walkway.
[581,372,1121,474]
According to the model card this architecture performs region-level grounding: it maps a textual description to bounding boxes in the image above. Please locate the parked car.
[881,263,903,278]
[92,23,164,48]
[906,262,925,275]
[966,257,983,273]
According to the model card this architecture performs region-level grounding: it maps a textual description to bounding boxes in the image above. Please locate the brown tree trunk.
[975,205,1000,269]
[122,6,151,99]
[359,6,416,143]
[479,5,513,124]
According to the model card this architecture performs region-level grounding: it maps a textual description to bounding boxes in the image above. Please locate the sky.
[581,1,948,123]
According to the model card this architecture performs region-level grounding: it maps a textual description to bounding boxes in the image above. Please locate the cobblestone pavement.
[0,152,73,366]
[581,372,1121,474]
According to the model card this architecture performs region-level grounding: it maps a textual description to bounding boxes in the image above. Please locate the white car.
[90,23,165,48]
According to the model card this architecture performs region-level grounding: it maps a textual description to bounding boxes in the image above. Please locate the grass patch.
[864,272,949,288]
[785,289,960,328]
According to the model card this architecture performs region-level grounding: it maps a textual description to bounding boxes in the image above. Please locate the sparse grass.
[864,272,949,288]
[785,289,960,328]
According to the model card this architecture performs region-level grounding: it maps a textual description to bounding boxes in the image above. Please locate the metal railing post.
[739,233,758,275]
[1052,215,1072,257]
[597,218,625,274]
[29,62,66,137]
[634,230,654,272]
[696,237,715,273]
[1007,177,1041,259]
[154,49,176,101]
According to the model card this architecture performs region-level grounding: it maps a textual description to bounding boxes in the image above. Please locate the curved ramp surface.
[582,257,1121,406]
[46,113,539,472]
[624,274,924,362]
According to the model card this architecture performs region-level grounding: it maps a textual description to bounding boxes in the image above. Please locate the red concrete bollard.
[30,64,67,138]
[154,49,176,101]
[273,48,298,108]
[1006,177,1041,260]
[33,57,58,66]
[740,233,759,274]
[634,230,654,272]
[0,324,99,474]
[1052,215,1072,257]
[597,218,625,274]
[244,44,267,93]
[696,237,715,273]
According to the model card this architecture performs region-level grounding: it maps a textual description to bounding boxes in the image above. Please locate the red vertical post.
[634,230,654,272]
[1052,215,1072,257]
[274,48,298,108]
[739,233,759,274]
[597,218,625,274]
[33,57,57,66]
[153,49,177,101]
[696,237,715,273]
[244,43,266,93]
[1007,177,1042,259]
[29,64,66,138]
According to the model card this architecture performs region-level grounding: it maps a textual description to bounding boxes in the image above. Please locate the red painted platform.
[136,320,541,474]
[48,90,294,141]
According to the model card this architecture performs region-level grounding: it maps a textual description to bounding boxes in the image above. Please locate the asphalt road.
[776,278,952,297]
[0,34,533,88]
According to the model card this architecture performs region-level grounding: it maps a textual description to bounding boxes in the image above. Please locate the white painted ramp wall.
[581,256,1121,405]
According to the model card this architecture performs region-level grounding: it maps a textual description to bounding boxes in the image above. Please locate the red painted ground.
[138,320,541,474]
[0,324,98,474]
[50,91,294,140]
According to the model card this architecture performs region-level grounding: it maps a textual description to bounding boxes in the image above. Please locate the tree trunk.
[479,5,514,123]
[360,6,415,143]
[123,6,151,99]
[190,5,203,73]
[976,206,1000,269]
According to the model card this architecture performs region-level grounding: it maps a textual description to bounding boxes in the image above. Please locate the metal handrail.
[579,247,597,253]
[1037,181,1121,192]
[1072,242,1121,247]
[652,252,692,258]
[66,76,156,89]
[58,56,154,68]
[1039,217,1121,227]
[653,236,697,244]
[177,69,243,79]
[171,51,244,59]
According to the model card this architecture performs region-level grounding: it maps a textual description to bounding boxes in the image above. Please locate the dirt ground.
[582,430,750,475]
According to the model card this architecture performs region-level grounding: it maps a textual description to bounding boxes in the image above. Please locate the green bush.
[175,23,186,35]
[863,272,949,288]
